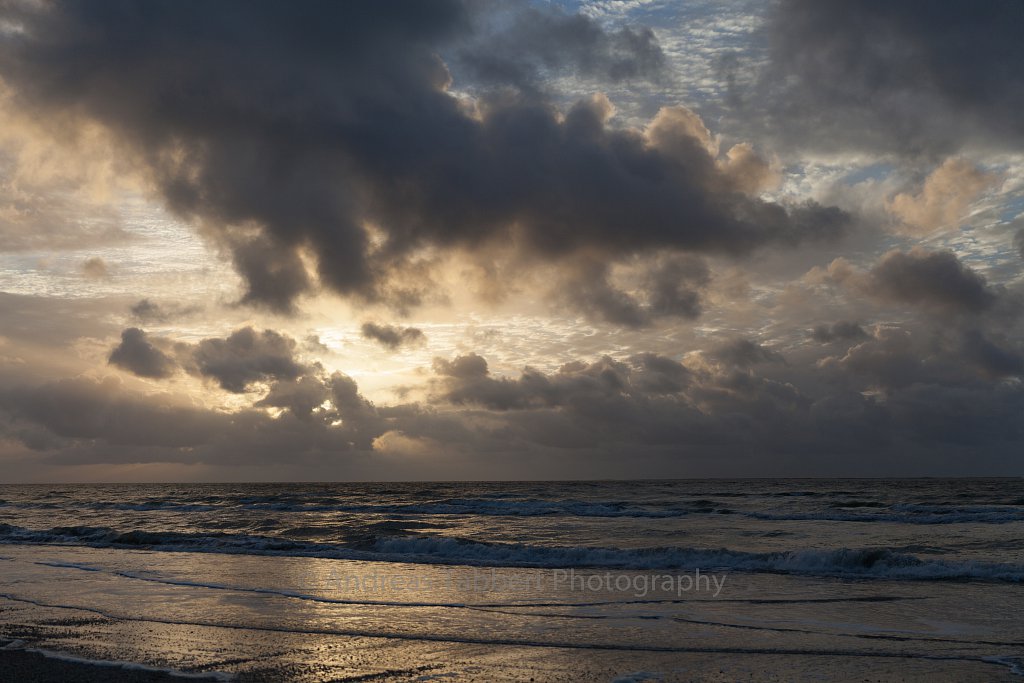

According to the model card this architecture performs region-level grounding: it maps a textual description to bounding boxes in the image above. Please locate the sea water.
[1,479,1022,680]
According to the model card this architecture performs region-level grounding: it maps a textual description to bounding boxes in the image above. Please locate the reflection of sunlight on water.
[3,479,1024,679]
[6,544,1024,680]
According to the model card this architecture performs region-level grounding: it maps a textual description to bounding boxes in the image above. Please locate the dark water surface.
[1,479,1022,680]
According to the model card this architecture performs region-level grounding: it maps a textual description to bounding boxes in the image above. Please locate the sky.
[0,0,1022,482]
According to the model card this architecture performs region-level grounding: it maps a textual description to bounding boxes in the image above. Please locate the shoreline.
[0,641,227,683]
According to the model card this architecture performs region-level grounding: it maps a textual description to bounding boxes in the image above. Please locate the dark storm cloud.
[828,328,935,391]
[822,324,1024,392]
[108,325,309,390]
[756,0,1024,153]
[644,255,710,319]
[434,352,583,410]
[433,352,693,411]
[428,350,816,452]
[433,352,490,379]
[811,321,868,344]
[361,322,426,350]
[453,3,665,94]
[1015,228,1024,260]
[227,233,313,314]
[960,330,1024,379]
[425,340,1024,470]
[254,374,330,419]
[190,327,305,393]
[627,352,692,394]
[0,0,848,313]
[0,371,388,464]
[707,338,784,368]
[1,377,221,448]
[868,249,997,314]
[560,254,711,328]
[108,327,176,379]
[103,325,383,437]
[6,326,1024,472]
[249,368,381,443]
[560,262,649,328]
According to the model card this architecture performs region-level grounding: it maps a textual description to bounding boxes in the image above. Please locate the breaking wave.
[1,523,1022,582]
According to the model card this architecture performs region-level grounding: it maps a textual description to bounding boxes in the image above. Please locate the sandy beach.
[2,531,1023,681]
[0,643,212,682]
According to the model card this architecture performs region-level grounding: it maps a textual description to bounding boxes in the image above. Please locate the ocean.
[1,479,1022,680]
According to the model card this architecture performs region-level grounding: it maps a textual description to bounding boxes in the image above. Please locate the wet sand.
[2,543,1023,681]
[0,642,212,682]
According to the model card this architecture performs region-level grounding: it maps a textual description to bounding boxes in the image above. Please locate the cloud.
[254,374,331,420]
[423,341,1024,471]
[0,371,387,466]
[129,299,162,321]
[0,292,118,350]
[129,298,201,323]
[108,327,176,379]
[6,323,1024,476]
[558,254,711,327]
[433,352,671,412]
[806,248,1014,321]
[109,324,315,391]
[81,256,109,279]
[4,2,1023,480]
[190,327,305,393]
[707,338,784,368]
[886,158,997,234]
[960,330,1024,380]
[361,322,426,350]
[419,350,806,455]
[829,328,932,391]
[810,321,868,344]
[717,143,780,195]
[823,324,1024,394]
[559,262,649,328]
[433,352,490,380]
[226,232,312,314]
[644,254,711,319]
[868,249,997,314]
[0,1,848,314]
[1,376,222,449]
[453,3,666,94]
[103,325,386,439]
[0,142,131,252]
[755,0,1024,153]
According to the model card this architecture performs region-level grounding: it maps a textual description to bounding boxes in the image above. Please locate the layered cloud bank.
[0,0,1022,480]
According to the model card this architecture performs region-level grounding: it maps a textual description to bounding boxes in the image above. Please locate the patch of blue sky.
[840,163,896,186]
[997,195,1024,223]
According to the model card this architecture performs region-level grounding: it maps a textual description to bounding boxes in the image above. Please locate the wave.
[0,496,732,518]
[2,523,1022,582]
[0,500,216,512]
[748,505,1024,525]
[369,536,1024,581]
[237,497,732,518]
[7,490,1024,522]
